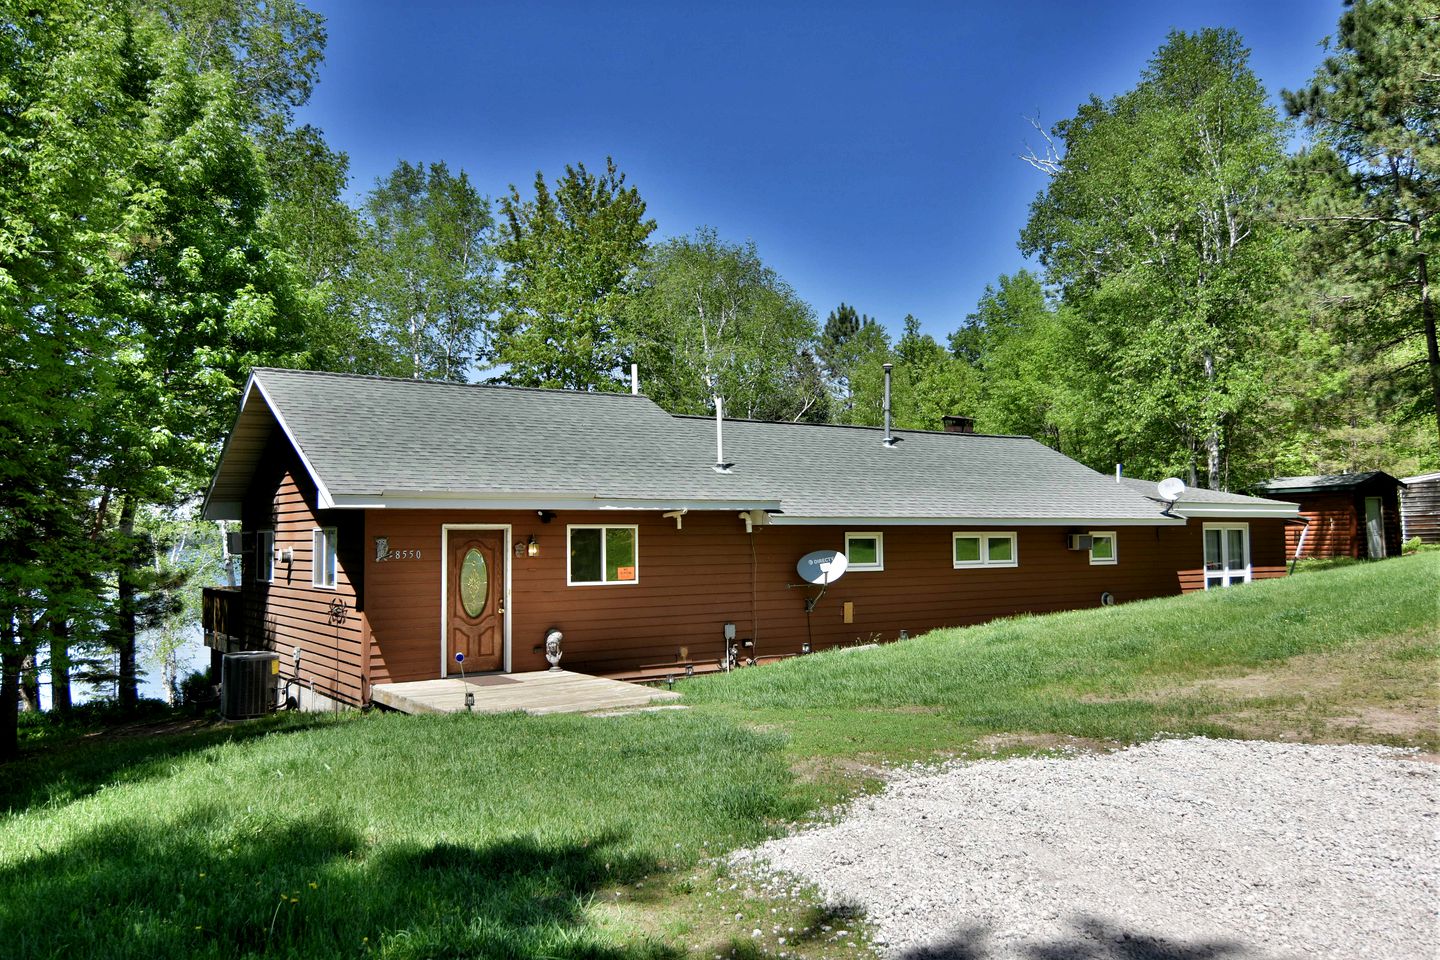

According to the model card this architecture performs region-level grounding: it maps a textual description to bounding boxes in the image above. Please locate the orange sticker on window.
[615,566,636,581]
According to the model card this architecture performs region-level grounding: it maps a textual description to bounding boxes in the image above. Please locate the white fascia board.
[329,492,782,512]
[764,515,1187,527]
[1171,502,1300,518]
[249,376,337,510]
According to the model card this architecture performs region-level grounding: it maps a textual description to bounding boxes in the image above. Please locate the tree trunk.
[115,497,139,710]
[1,614,20,761]
[50,618,71,714]
[1202,348,1222,490]
[19,652,40,712]
[1417,243,1439,447]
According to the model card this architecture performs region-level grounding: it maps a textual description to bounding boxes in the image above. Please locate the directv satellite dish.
[797,550,848,585]
[1157,477,1186,503]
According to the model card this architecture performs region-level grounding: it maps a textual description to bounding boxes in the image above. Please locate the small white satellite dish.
[1157,477,1186,503]
[797,550,849,585]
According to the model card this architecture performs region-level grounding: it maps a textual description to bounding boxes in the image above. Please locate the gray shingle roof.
[248,368,775,506]
[1118,477,1292,506]
[203,368,1294,522]
[688,418,1173,522]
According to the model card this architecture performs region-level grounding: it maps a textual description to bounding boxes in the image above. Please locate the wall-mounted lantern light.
[527,535,539,557]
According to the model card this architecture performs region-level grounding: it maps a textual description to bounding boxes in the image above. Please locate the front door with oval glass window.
[448,530,505,672]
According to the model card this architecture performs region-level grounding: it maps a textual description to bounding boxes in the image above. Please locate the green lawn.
[1,553,1435,960]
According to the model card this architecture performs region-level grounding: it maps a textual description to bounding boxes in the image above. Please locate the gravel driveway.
[735,738,1438,959]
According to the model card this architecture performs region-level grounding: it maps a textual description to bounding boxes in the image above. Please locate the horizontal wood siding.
[241,436,366,705]
[1401,478,1440,544]
[1275,487,1404,559]
[364,510,1290,685]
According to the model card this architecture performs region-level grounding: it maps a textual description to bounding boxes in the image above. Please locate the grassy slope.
[684,552,1439,763]
[0,555,1435,960]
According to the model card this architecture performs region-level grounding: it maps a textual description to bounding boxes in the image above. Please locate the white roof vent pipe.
[882,363,899,448]
[630,363,639,395]
[713,395,734,473]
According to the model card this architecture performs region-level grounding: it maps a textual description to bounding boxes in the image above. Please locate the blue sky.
[296,0,1342,342]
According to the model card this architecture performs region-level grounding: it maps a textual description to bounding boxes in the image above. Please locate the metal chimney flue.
[713,395,734,473]
[882,363,896,447]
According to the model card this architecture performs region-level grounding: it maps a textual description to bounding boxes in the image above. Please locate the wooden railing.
[202,587,245,652]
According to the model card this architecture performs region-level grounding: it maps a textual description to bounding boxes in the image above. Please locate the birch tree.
[1021,29,1289,488]
[626,228,826,421]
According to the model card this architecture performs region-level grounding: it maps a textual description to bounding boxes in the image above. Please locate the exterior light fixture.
[527,535,539,558]
[899,629,909,641]
[463,690,475,711]
[685,663,694,677]
[801,641,811,654]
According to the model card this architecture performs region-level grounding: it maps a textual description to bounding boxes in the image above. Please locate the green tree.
[626,227,825,420]
[355,160,496,380]
[891,316,979,430]
[818,303,887,418]
[957,272,1070,446]
[492,159,655,389]
[1022,29,1290,487]
[1283,0,1440,453]
[0,1,309,747]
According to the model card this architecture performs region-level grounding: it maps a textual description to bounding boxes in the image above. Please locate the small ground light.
[801,641,811,654]
[899,629,909,640]
[685,663,694,677]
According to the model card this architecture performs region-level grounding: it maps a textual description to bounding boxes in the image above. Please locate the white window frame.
[843,531,884,572]
[952,531,1019,568]
[1202,522,1251,589]
[312,526,337,589]
[256,529,275,582]
[566,524,640,586]
[1088,530,1117,566]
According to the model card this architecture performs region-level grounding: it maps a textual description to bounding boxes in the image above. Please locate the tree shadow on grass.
[0,804,683,960]
[0,712,340,814]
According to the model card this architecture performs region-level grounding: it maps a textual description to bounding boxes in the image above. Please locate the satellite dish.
[1157,477,1186,503]
[797,550,848,585]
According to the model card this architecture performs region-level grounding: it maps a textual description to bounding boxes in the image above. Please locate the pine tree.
[1284,0,1440,449]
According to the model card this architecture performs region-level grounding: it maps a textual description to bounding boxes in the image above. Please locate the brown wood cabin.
[201,369,1300,710]
[1400,472,1440,545]
[1254,473,1406,561]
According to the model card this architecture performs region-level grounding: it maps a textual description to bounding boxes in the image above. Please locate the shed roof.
[202,369,1295,523]
[1254,472,1404,494]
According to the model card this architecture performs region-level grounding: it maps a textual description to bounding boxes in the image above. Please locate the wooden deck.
[370,669,682,716]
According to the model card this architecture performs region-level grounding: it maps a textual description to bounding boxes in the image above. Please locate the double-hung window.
[844,532,884,571]
[257,530,275,582]
[1203,523,1250,589]
[953,532,1018,568]
[568,525,638,585]
[312,527,337,589]
[1089,531,1117,565]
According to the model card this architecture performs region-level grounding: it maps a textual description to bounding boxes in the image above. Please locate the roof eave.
[329,492,782,512]
[1171,502,1300,519]
[764,514,1187,527]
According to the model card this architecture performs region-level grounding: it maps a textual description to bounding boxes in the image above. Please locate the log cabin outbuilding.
[201,368,1300,710]
[1253,472,1405,562]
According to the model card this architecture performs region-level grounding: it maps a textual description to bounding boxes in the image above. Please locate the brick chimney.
[942,415,975,434]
